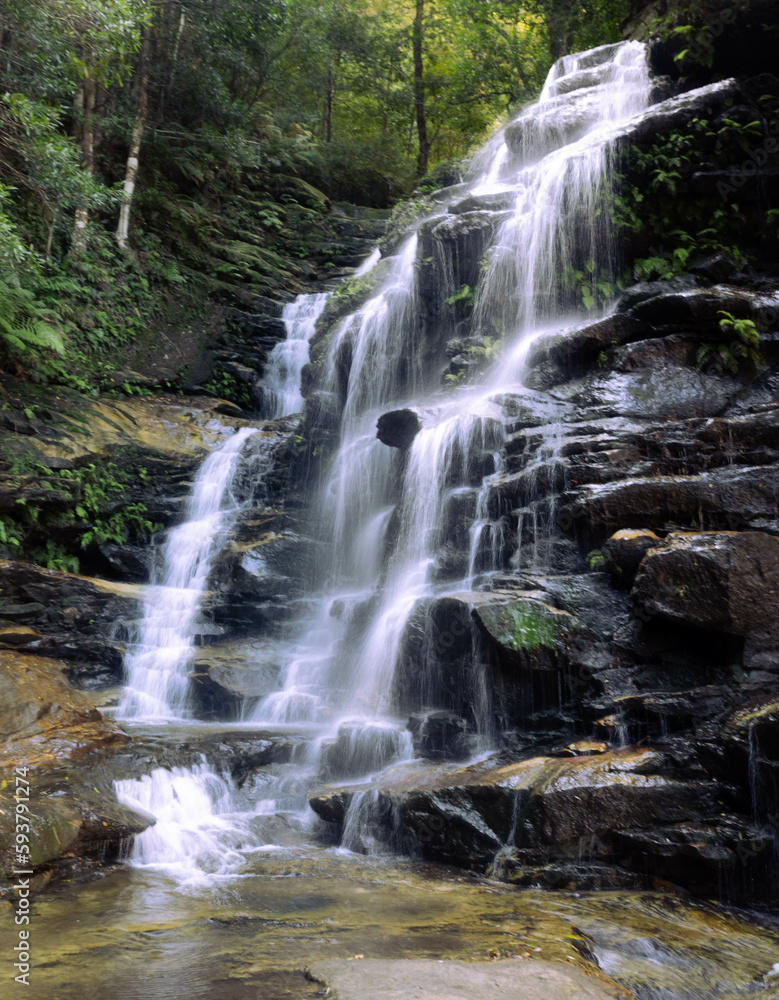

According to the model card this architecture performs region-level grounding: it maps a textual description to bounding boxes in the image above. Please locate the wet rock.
[8,395,254,472]
[376,407,422,449]
[497,857,647,892]
[393,593,478,717]
[622,79,743,154]
[632,531,779,638]
[719,694,779,761]
[602,529,661,587]
[553,362,736,421]
[217,530,317,611]
[612,819,778,903]
[417,210,508,312]
[0,560,142,674]
[615,276,698,313]
[614,686,735,733]
[549,739,610,757]
[407,710,473,760]
[567,466,779,542]
[624,285,757,328]
[93,542,153,583]
[190,640,283,718]
[0,624,40,647]
[307,957,629,1000]
[94,725,301,784]
[0,650,123,748]
[0,778,152,878]
[447,192,515,215]
[242,314,286,339]
[689,253,738,284]
[320,720,410,779]
[309,748,721,874]
[472,597,584,672]
[527,314,652,377]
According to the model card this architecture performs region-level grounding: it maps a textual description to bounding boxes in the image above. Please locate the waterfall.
[120,40,656,863]
[260,292,329,419]
[257,41,653,746]
[118,426,259,720]
[474,42,651,346]
[114,759,293,880]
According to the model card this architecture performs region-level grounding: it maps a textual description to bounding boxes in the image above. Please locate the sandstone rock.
[309,748,719,870]
[0,624,40,647]
[18,395,254,471]
[190,639,283,718]
[307,958,630,1000]
[567,466,779,541]
[632,531,779,637]
[0,650,123,747]
[319,720,410,780]
[407,710,473,760]
[602,528,661,586]
[0,781,152,877]
[526,314,652,376]
[0,560,142,676]
[624,285,757,328]
[472,597,584,671]
[611,819,778,902]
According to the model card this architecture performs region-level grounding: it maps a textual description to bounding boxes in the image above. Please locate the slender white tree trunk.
[72,73,95,254]
[117,26,151,251]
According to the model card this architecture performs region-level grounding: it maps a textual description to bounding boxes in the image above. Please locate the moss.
[503,603,559,651]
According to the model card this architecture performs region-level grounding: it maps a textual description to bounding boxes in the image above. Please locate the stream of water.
[83,39,779,998]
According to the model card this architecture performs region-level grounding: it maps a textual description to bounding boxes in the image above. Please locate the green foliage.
[613,108,777,286]
[561,260,618,312]
[632,227,745,282]
[31,539,80,574]
[0,515,24,551]
[587,549,605,571]
[696,311,763,375]
[445,283,476,312]
[0,451,161,571]
[0,277,67,359]
[204,371,251,409]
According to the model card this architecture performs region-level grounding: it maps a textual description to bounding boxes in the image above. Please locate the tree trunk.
[548,0,574,62]
[412,0,429,177]
[157,6,185,123]
[116,25,151,251]
[72,72,96,253]
[324,64,336,142]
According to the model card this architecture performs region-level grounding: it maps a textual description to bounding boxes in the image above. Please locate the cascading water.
[121,39,655,863]
[254,42,652,763]
[259,293,329,419]
[118,426,259,720]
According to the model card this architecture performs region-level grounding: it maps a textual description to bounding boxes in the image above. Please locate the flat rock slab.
[308,958,631,1000]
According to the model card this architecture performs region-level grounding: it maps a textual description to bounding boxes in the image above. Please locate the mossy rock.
[271,175,331,212]
[473,598,582,671]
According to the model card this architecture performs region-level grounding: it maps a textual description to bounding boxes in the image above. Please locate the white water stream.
[254,40,651,731]
[117,426,259,720]
[260,292,329,419]
[119,40,657,866]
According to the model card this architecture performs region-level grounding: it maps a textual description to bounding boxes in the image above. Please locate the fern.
[0,276,67,358]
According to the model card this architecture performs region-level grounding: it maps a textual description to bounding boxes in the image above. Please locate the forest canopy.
[0,0,627,377]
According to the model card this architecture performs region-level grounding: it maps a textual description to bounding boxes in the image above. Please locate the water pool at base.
[6,850,779,1000]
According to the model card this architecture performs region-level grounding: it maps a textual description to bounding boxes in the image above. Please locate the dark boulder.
[376,408,422,449]
[632,531,779,638]
[602,528,661,587]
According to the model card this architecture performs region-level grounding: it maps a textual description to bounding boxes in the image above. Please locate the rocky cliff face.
[2,30,779,909]
[302,53,779,904]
